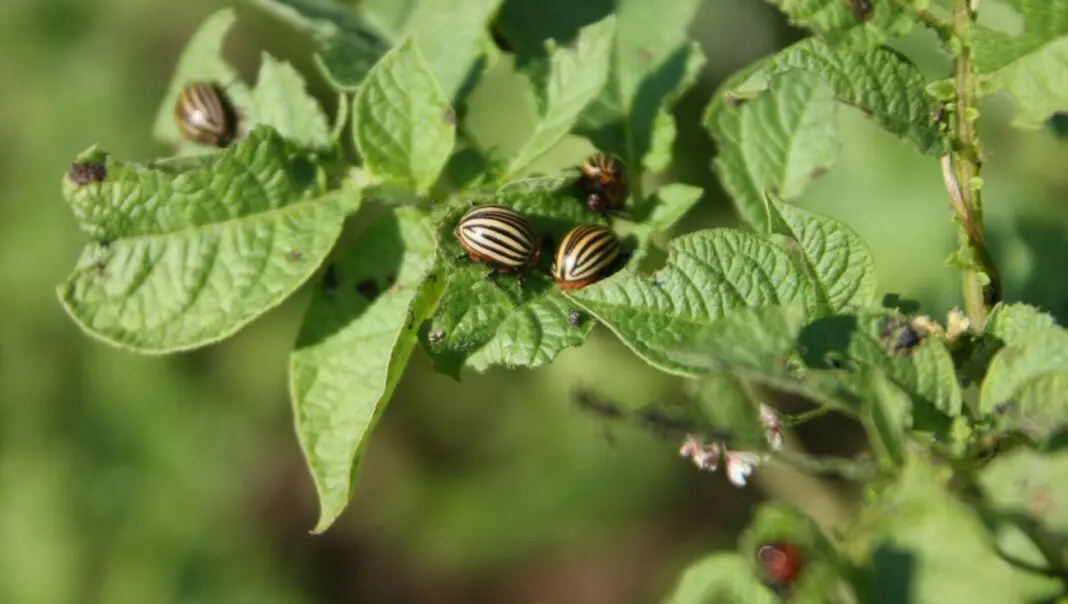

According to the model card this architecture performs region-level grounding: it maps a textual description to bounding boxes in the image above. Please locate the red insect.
[757,542,803,593]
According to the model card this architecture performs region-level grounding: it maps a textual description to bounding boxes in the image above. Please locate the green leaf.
[567,229,817,377]
[715,37,946,157]
[397,0,504,101]
[245,0,391,92]
[506,16,616,177]
[763,0,918,49]
[640,183,703,235]
[739,503,854,602]
[353,37,456,194]
[423,178,605,377]
[665,304,808,376]
[980,448,1068,548]
[290,207,440,533]
[799,310,963,427]
[151,9,252,148]
[863,370,911,467]
[692,372,773,452]
[252,53,332,147]
[660,553,778,604]
[57,126,345,353]
[155,8,333,150]
[973,0,1068,129]
[575,0,706,197]
[766,192,877,312]
[985,302,1059,346]
[980,328,1068,439]
[706,71,839,231]
[856,452,1061,603]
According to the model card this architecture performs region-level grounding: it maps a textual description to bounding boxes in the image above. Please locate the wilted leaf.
[57,126,345,353]
[353,37,455,194]
[706,71,839,231]
[290,207,440,532]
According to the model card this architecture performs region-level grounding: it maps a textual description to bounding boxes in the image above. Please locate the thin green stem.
[948,0,1001,327]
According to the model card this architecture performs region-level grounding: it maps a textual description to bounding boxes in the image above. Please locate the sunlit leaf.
[973,0,1068,128]
[706,71,839,231]
[290,207,440,533]
[660,553,778,604]
[352,37,455,194]
[980,327,1068,439]
[762,0,920,49]
[58,126,345,353]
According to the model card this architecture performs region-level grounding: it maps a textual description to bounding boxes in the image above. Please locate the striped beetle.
[552,224,621,290]
[454,204,541,286]
[174,81,240,147]
[577,153,629,216]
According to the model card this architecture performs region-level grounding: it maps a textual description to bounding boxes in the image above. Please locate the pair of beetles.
[454,153,630,292]
[173,80,630,292]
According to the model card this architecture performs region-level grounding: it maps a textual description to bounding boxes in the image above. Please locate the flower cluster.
[678,404,783,486]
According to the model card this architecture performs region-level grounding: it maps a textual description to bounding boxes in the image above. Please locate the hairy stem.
[949,0,1001,327]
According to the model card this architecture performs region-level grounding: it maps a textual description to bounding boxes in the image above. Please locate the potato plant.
[57,0,1068,601]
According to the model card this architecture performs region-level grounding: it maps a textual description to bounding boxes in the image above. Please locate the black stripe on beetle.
[552,225,621,290]
[174,81,239,147]
[454,204,540,270]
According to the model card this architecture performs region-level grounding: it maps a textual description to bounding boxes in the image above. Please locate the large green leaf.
[762,0,919,49]
[980,448,1068,552]
[506,16,615,177]
[154,8,331,150]
[766,192,877,312]
[973,0,1068,128]
[798,310,963,427]
[58,126,345,353]
[352,37,455,194]
[290,207,440,533]
[573,0,706,192]
[248,0,500,102]
[714,37,946,157]
[567,229,817,377]
[980,327,1068,439]
[660,553,778,604]
[706,71,839,231]
[854,452,1061,603]
[985,302,1059,346]
[423,178,605,378]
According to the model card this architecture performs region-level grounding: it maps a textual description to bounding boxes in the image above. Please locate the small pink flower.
[725,451,763,487]
[759,404,783,452]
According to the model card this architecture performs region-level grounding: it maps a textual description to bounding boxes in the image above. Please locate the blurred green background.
[3,0,1067,602]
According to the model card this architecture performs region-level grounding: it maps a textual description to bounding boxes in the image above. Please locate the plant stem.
[949,0,1001,327]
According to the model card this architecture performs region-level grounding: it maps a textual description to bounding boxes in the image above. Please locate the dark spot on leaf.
[355,279,380,299]
[848,0,875,21]
[637,47,654,63]
[810,166,829,180]
[428,330,445,345]
[427,273,438,282]
[385,274,397,290]
[567,308,584,328]
[285,249,303,262]
[1046,112,1068,139]
[725,92,748,108]
[994,400,1017,415]
[93,260,109,279]
[881,315,927,356]
[68,161,106,185]
[322,264,338,298]
[443,107,456,127]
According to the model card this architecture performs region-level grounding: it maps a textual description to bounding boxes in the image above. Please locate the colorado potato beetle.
[454,204,541,285]
[757,542,803,594]
[551,224,621,290]
[174,81,239,147]
[577,153,629,215]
